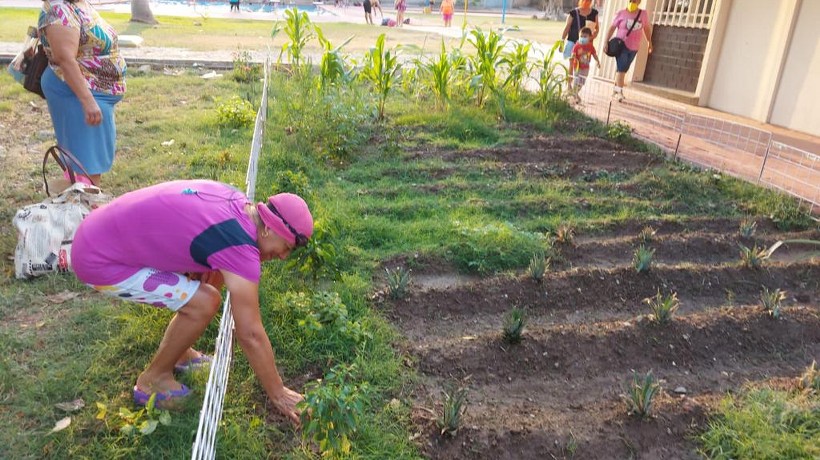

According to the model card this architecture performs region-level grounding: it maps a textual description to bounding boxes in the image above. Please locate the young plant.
[760,287,786,319]
[534,41,567,108]
[96,394,171,437]
[315,26,353,91]
[798,360,820,392]
[607,120,632,142]
[633,245,655,273]
[644,291,680,324]
[438,383,468,436]
[502,307,526,344]
[738,218,757,238]
[419,40,466,109]
[231,49,261,83]
[528,251,549,282]
[466,27,506,108]
[554,223,575,245]
[501,40,532,98]
[299,364,368,457]
[638,225,657,243]
[280,7,315,74]
[623,370,661,419]
[215,96,256,129]
[286,219,340,280]
[739,243,769,269]
[360,34,402,120]
[385,266,411,299]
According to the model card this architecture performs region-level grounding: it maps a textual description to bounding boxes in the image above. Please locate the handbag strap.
[42,145,95,196]
[625,9,642,37]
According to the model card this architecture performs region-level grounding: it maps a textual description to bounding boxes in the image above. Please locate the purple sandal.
[174,354,212,373]
[133,384,191,406]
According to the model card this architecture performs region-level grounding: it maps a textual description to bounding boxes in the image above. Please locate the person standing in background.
[603,0,653,101]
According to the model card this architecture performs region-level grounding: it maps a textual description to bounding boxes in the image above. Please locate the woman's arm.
[223,271,303,425]
[642,15,653,53]
[42,25,101,126]
[561,14,573,41]
[602,23,617,54]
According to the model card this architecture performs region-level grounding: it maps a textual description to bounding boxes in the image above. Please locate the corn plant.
[623,370,661,419]
[528,251,549,282]
[638,225,657,243]
[315,26,353,92]
[300,364,368,457]
[644,291,680,324]
[738,243,768,269]
[466,27,506,108]
[554,223,575,245]
[633,245,655,273]
[96,394,171,437]
[419,41,466,109]
[738,218,757,238]
[798,360,820,392]
[760,287,786,319]
[385,266,411,299]
[534,41,567,108]
[501,40,532,98]
[280,8,314,75]
[438,383,468,436]
[502,307,526,344]
[361,34,402,120]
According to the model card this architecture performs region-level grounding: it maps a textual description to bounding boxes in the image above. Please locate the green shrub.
[448,219,548,274]
[291,291,372,347]
[607,120,632,142]
[286,219,341,280]
[215,96,256,128]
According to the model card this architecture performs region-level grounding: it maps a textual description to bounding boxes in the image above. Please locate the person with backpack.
[603,0,653,102]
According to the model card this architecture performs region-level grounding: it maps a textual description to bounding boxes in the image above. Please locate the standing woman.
[394,0,406,27]
[38,0,126,186]
[603,0,652,101]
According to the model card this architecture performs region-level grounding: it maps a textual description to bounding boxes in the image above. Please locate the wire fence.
[191,53,271,460]
[575,76,820,213]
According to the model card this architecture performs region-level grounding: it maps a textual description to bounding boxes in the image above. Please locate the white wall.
[769,0,820,137]
[706,0,798,121]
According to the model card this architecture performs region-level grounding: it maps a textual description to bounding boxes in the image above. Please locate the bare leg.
[135,284,221,394]
[615,71,626,89]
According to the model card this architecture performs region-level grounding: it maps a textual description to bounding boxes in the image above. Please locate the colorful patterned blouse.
[38,0,127,95]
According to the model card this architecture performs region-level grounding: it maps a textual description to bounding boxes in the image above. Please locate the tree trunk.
[130,0,158,24]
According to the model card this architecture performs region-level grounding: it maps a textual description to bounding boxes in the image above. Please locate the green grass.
[699,387,820,460]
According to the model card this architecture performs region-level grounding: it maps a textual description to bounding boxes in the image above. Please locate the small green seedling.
[623,370,660,419]
[438,383,468,437]
[633,245,655,273]
[554,224,576,245]
[502,307,526,344]
[760,287,786,319]
[96,394,171,437]
[644,291,680,324]
[528,252,549,282]
[738,218,757,238]
[638,226,657,243]
[799,360,820,392]
[739,244,769,269]
[385,266,411,299]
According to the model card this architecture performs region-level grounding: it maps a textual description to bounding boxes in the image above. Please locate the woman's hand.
[603,42,609,55]
[82,98,102,126]
[271,385,304,426]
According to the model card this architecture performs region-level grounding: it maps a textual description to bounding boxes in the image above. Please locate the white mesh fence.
[575,76,819,212]
[191,53,271,460]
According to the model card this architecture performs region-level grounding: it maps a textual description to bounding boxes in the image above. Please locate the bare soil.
[378,134,820,460]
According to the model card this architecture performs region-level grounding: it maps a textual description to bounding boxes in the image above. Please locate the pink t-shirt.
[72,180,261,285]
[612,9,646,52]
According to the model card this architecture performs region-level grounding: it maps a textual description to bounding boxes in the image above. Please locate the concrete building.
[595,0,820,137]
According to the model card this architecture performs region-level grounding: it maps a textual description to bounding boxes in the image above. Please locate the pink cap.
[256,193,313,246]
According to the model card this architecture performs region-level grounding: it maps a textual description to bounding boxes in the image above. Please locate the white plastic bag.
[7,26,39,84]
[13,183,112,279]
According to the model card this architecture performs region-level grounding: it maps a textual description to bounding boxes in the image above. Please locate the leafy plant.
[738,218,757,238]
[315,26,354,92]
[623,370,661,418]
[638,225,657,243]
[385,266,411,299]
[528,251,549,282]
[554,223,575,245]
[299,364,368,458]
[644,291,680,324]
[280,7,315,75]
[96,394,171,437]
[768,196,812,230]
[607,120,632,142]
[419,41,466,109]
[231,50,262,83]
[286,219,340,280]
[798,360,820,392]
[466,28,507,109]
[360,34,402,120]
[438,383,468,436]
[501,40,532,98]
[633,245,655,273]
[296,291,371,345]
[502,307,526,344]
[534,40,567,108]
[739,243,769,269]
[215,96,256,128]
[760,287,786,319]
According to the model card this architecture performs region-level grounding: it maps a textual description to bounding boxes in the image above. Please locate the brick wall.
[643,25,709,93]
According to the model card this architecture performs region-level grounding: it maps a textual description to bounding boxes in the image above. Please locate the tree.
[131,0,158,24]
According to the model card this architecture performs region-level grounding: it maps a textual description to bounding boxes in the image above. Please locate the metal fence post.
[757,139,772,184]
[606,100,612,125]
[674,133,682,160]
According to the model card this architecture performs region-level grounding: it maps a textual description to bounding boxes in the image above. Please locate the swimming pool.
[141,0,330,16]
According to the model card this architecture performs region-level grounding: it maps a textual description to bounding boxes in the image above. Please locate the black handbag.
[605,9,641,57]
[23,43,48,99]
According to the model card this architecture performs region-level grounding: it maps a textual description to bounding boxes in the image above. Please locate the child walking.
[569,27,600,102]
